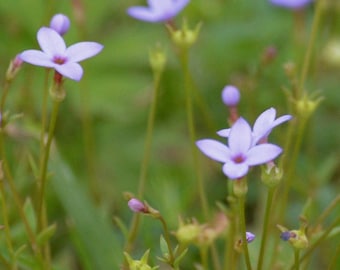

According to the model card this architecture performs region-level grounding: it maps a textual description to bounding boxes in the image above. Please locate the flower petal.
[217,128,230,138]
[228,117,252,154]
[222,162,249,179]
[55,62,83,81]
[253,108,276,138]
[19,50,55,68]
[66,42,103,63]
[173,0,190,13]
[246,144,282,166]
[127,7,162,22]
[37,27,66,57]
[271,114,292,129]
[196,139,231,163]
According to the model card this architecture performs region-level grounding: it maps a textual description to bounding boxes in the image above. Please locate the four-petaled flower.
[19,27,103,81]
[196,117,283,179]
[269,0,313,9]
[127,0,190,23]
[217,108,292,145]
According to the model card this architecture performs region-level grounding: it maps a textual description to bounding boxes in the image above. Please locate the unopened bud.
[50,14,70,36]
[221,85,240,107]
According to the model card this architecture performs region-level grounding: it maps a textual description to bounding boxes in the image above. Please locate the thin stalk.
[37,99,60,230]
[280,116,308,218]
[328,241,340,270]
[0,80,42,261]
[296,0,324,99]
[158,216,175,265]
[257,187,275,270]
[312,194,340,231]
[294,249,300,270]
[200,246,209,270]
[124,65,162,254]
[179,47,209,219]
[39,70,50,177]
[0,182,17,270]
[297,216,340,267]
[238,195,252,270]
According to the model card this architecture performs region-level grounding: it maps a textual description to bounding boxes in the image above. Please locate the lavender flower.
[217,108,292,145]
[196,117,282,179]
[19,27,103,81]
[127,0,190,23]
[49,14,71,36]
[246,232,256,243]
[269,0,313,9]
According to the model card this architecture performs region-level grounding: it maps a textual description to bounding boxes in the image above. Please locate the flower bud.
[295,93,323,120]
[174,218,201,245]
[261,162,283,188]
[149,45,167,74]
[49,14,70,36]
[6,55,23,82]
[221,85,240,107]
[128,198,148,213]
[124,250,159,270]
[167,21,202,49]
[246,232,256,243]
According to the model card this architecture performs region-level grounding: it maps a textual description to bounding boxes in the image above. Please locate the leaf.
[37,223,57,246]
[49,150,122,269]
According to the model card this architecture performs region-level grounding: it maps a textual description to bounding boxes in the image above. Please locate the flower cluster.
[19,14,103,82]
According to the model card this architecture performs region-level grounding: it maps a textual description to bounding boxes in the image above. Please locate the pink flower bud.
[49,14,70,36]
[221,85,240,107]
[128,198,147,213]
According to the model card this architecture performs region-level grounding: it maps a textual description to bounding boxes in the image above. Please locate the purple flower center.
[232,154,246,163]
[53,55,67,65]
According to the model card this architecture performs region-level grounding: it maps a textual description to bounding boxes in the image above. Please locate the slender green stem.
[200,246,209,270]
[296,0,324,99]
[297,216,340,267]
[312,194,340,231]
[0,80,41,261]
[179,47,209,219]
[37,99,61,231]
[328,241,340,270]
[294,249,300,270]
[37,97,61,270]
[257,187,275,270]
[124,64,162,255]
[0,182,17,270]
[39,70,50,177]
[238,195,252,270]
[280,116,308,219]
[158,216,175,265]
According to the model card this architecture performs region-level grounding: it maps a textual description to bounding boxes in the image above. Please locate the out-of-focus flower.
[217,108,292,145]
[19,27,103,81]
[127,0,190,23]
[246,232,256,243]
[196,117,282,179]
[269,0,313,9]
[221,85,240,107]
[49,13,70,36]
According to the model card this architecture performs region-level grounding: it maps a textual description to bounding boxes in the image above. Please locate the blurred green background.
[1,0,339,269]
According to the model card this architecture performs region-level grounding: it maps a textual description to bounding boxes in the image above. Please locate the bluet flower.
[19,27,103,81]
[196,117,282,179]
[127,0,190,23]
